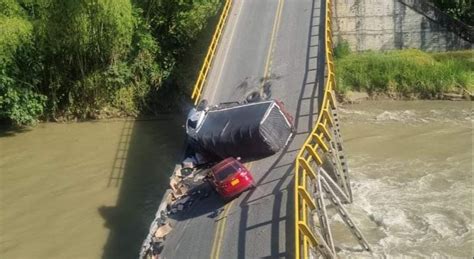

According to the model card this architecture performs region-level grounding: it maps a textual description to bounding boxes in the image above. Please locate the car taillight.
[239,171,250,181]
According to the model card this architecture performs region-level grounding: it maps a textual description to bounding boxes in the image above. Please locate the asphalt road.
[161,0,326,258]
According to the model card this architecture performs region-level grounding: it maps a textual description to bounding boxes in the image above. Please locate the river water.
[0,101,472,258]
[335,101,473,258]
[0,117,184,259]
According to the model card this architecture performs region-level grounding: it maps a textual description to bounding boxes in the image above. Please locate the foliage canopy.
[0,0,221,125]
[432,0,473,25]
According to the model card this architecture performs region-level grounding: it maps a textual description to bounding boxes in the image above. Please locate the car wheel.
[246,91,262,103]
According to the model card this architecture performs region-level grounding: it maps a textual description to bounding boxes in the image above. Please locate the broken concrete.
[154,222,173,239]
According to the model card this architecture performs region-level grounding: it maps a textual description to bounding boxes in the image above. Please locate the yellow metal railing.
[191,0,232,105]
[294,0,338,258]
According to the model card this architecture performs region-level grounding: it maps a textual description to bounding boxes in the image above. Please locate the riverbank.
[339,89,473,105]
[335,47,473,100]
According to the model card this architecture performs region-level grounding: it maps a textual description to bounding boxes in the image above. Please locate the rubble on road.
[154,222,172,239]
[139,157,213,259]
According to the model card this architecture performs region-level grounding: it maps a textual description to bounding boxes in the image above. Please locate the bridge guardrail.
[191,0,232,105]
[294,0,339,257]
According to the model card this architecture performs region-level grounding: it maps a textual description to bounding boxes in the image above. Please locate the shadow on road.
[234,0,327,258]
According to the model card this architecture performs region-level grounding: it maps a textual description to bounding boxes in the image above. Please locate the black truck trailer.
[186,100,294,160]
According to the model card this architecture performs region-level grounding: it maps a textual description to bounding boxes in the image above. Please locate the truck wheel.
[197,99,208,111]
[246,91,261,103]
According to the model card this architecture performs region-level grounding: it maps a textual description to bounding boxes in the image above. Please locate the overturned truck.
[139,100,295,258]
[186,99,295,160]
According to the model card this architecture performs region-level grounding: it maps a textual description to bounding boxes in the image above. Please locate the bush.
[0,0,46,125]
[334,40,351,59]
[335,49,474,97]
[0,81,46,125]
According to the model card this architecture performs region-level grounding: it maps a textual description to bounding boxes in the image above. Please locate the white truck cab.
[186,107,206,137]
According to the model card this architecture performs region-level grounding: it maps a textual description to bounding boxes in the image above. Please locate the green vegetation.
[333,40,351,60]
[0,0,221,125]
[431,0,473,25]
[335,45,473,98]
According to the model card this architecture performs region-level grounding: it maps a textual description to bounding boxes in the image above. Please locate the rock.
[443,93,464,101]
[182,157,196,169]
[194,174,207,182]
[345,91,369,103]
[154,222,172,239]
[174,164,183,177]
[208,208,224,218]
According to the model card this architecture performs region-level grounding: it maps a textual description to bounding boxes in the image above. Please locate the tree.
[432,0,473,25]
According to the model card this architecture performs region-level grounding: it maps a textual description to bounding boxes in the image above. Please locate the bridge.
[149,0,370,257]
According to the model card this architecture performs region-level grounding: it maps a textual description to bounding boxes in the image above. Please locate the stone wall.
[332,0,473,51]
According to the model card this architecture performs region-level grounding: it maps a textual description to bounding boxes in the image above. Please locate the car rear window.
[215,163,239,181]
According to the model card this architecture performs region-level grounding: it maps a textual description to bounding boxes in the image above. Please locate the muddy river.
[336,101,472,258]
[0,101,472,258]
[0,116,185,258]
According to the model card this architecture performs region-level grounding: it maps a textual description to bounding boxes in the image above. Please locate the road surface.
[161,0,326,257]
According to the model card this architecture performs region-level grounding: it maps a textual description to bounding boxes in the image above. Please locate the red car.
[210,157,255,199]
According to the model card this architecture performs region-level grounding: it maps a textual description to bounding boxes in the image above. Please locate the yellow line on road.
[210,162,253,259]
[210,0,245,103]
[261,0,285,88]
[210,199,233,259]
[209,211,221,258]
[213,198,235,259]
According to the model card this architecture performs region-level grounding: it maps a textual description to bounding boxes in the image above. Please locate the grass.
[335,48,474,98]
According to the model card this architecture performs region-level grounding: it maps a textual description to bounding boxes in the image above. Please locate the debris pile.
[139,157,212,259]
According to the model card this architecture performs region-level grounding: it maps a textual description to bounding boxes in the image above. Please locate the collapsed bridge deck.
[145,0,369,258]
